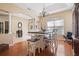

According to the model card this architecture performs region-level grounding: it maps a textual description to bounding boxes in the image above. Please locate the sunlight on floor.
[57,44,65,56]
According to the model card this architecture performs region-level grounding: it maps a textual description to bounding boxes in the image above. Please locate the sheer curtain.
[47,19,64,35]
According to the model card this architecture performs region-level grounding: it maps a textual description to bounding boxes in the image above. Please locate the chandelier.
[40,4,47,17]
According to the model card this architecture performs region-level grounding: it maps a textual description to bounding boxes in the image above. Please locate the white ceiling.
[16,3,73,16]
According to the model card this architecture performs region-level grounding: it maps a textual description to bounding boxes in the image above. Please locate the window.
[0,22,3,34]
[5,21,9,34]
[0,21,9,34]
[47,19,64,35]
[47,20,64,27]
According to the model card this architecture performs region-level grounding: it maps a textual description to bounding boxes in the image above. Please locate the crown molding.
[11,12,32,19]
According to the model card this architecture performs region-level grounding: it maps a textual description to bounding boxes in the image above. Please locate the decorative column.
[8,13,12,34]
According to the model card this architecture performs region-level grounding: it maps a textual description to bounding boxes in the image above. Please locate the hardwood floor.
[64,41,73,56]
[0,37,73,56]
[57,37,73,56]
[0,41,54,56]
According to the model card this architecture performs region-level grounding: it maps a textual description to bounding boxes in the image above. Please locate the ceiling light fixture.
[40,4,47,17]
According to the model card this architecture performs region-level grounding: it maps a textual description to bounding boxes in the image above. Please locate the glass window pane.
[55,20,64,26]
[47,19,64,35]
[47,21,54,27]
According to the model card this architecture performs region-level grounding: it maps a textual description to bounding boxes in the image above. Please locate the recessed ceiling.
[16,3,73,16]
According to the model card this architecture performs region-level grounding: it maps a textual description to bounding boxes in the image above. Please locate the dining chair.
[27,41,36,56]
[50,33,58,55]
[40,36,46,50]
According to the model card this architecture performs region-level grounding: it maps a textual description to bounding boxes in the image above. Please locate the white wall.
[11,15,29,44]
